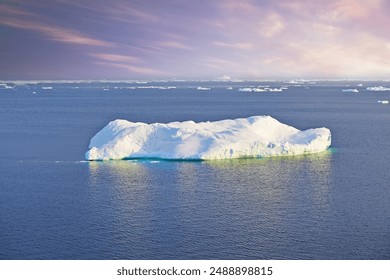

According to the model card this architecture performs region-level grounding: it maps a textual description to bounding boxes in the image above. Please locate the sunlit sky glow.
[1,0,390,80]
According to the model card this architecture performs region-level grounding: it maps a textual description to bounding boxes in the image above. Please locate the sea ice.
[342,89,359,93]
[0,83,14,89]
[268,88,283,92]
[85,116,331,161]
[238,87,267,92]
[238,87,284,93]
[196,87,211,91]
[366,86,390,91]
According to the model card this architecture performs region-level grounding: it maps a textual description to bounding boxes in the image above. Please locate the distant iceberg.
[238,87,285,93]
[342,89,359,93]
[268,88,283,92]
[238,87,266,92]
[217,75,232,81]
[0,83,14,89]
[196,86,211,91]
[366,86,390,91]
[85,116,331,161]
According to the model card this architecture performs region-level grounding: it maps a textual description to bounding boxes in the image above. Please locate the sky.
[1,0,390,80]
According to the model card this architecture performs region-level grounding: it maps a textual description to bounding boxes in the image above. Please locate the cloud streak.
[90,53,142,64]
[90,52,165,76]
[0,4,112,47]
[94,61,165,76]
[157,41,193,50]
[213,42,254,50]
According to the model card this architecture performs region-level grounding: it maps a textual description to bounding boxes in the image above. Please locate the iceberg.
[268,88,283,92]
[238,87,267,92]
[366,86,390,91]
[85,116,331,161]
[342,89,359,93]
[196,86,211,91]
[0,83,14,89]
[238,87,284,93]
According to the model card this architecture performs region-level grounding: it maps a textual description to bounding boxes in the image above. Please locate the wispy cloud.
[257,13,285,38]
[0,4,113,47]
[94,61,165,76]
[322,0,383,21]
[0,3,34,16]
[198,57,244,70]
[213,41,254,50]
[56,0,160,24]
[90,53,142,64]
[157,41,193,50]
[107,4,160,23]
[90,52,164,76]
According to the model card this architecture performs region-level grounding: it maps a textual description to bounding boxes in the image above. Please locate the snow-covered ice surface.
[85,116,331,160]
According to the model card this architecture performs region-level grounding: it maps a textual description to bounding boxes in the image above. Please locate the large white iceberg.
[85,116,331,160]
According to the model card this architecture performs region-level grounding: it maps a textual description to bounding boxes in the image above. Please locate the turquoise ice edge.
[86,148,334,163]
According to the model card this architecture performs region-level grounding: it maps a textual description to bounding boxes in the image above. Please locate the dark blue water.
[1,81,389,259]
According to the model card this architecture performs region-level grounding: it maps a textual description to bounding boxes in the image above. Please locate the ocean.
[1,80,389,259]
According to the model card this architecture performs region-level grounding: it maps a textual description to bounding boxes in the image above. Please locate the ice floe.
[342,89,359,93]
[196,87,211,91]
[0,83,14,89]
[238,87,285,93]
[366,86,390,91]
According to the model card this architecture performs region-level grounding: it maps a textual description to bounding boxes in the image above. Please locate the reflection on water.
[86,152,333,259]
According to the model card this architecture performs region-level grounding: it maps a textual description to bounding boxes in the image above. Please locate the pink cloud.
[90,53,142,64]
[55,0,160,24]
[94,61,166,76]
[157,41,193,50]
[0,4,112,47]
[257,13,285,38]
[0,3,34,16]
[0,17,112,47]
[90,51,166,76]
[213,41,254,50]
[324,0,383,21]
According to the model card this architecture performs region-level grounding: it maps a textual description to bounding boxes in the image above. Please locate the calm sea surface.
[1,81,389,259]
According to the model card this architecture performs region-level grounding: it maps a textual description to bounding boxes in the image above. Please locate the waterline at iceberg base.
[85,116,331,161]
